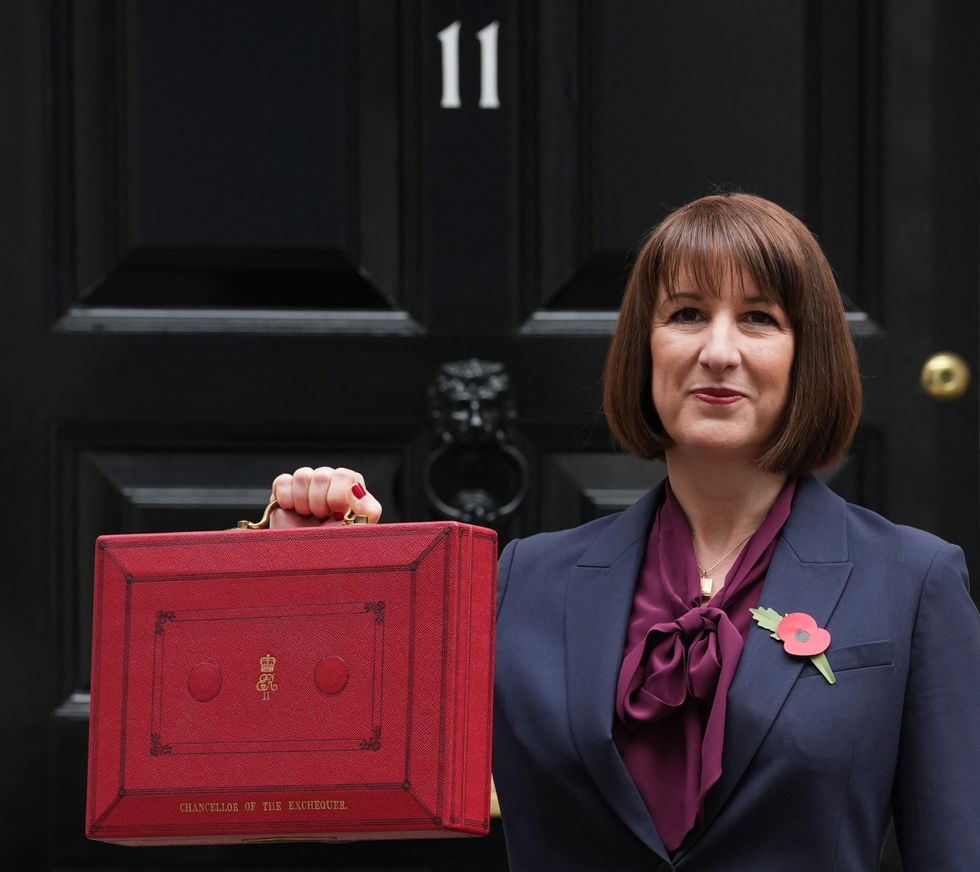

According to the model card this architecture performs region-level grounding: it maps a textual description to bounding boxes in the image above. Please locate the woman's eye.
[670,307,703,324]
[745,310,778,326]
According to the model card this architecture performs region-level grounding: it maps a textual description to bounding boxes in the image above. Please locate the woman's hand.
[269,467,383,528]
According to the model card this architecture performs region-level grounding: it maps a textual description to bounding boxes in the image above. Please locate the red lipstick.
[692,387,744,405]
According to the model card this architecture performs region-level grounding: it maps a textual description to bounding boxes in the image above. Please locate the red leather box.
[86,521,496,845]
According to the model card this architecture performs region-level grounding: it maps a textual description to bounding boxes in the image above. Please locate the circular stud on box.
[314,655,349,696]
[187,661,223,702]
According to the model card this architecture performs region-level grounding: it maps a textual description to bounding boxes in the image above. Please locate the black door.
[1,2,975,869]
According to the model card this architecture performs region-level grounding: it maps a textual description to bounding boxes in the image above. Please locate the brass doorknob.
[920,352,971,401]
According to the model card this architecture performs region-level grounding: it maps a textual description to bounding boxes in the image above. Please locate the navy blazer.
[492,477,980,871]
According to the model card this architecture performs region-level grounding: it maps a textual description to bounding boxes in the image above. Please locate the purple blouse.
[613,479,796,852]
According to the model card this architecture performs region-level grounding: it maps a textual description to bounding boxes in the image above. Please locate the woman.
[270,194,980,870]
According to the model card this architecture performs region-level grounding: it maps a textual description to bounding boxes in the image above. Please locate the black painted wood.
[53,0,404,313]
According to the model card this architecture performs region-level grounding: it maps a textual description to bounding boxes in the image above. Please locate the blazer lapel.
[699,477,854,831]
[565,485,672,863]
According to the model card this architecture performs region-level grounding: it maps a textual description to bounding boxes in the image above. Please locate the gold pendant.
[700,574,713,599]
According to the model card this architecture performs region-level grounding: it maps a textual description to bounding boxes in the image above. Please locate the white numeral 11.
[438,20,500,109]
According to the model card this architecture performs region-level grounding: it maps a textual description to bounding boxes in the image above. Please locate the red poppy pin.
[749,607,836,684]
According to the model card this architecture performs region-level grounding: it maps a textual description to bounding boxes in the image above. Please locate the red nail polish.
[351,482,367,500]
[332,510,345,521]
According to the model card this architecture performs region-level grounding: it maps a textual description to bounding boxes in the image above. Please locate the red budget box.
[86,521,496,845]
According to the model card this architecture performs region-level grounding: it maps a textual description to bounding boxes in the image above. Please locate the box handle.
[237,498,369,529]
[237,498,279,529]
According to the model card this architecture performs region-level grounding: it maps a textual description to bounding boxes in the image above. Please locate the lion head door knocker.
[423,359,529,526]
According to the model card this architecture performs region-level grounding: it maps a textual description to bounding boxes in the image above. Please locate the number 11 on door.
[438,20,500,109]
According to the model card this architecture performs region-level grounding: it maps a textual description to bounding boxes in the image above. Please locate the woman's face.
[650,266,795,464]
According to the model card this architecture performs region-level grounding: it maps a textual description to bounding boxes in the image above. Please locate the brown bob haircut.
[604,192,862,477]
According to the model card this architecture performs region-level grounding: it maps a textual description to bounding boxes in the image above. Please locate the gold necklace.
[697,534,752,600]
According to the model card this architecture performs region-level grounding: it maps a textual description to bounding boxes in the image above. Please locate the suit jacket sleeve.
[496,537,519,621]
[892,542,980,868]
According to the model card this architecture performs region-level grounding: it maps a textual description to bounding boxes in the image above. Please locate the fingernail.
[332,510,345,521]
[351,482,367,500]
